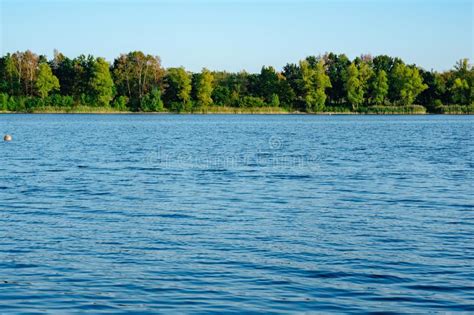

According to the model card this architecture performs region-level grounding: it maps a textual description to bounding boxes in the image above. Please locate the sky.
[0,0,472,73]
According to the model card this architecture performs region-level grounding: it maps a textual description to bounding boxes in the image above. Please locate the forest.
[0,50,472,114]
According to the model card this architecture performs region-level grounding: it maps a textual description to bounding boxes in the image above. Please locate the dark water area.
[0,114,473,313]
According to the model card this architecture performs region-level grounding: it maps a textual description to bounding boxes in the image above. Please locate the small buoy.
[3,135,12,142]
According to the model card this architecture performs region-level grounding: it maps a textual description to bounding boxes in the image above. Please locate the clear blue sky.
[0,0,472,72]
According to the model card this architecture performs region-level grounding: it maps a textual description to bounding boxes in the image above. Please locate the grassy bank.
[28,105,130,114]
[190,106,290,114]
[1,104,472,114]
[433,105,474,114]
[0,105,289,114]
[357,105,427,114]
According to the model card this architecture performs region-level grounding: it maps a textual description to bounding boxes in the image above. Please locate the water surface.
[0,114,473,313]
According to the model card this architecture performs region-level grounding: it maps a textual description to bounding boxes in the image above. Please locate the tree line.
[0,50,472,113]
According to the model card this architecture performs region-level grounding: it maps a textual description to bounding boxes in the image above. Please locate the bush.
[7,96,17,111]
[324,105,352,113]
[435,104,474,114]
[433,99,443,107]
[25,97,44,111]
[15,96,27,112]
[270,94,280,107]
[170,102,184,113]
[0,93,8,111]
[238,96,266,108]
[79,93,94,107]
[46,94,74,108]
[112,96,129,111]
[141,89,164,112]
[169,100,193,113]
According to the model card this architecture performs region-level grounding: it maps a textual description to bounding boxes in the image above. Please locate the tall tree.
[72,54,95,100]
[282,63,303,110]
[451,78,470,105]
[113,51,164,109]
[370,70,389,105]
[23,50,39,96]
[211,73,232,106]
[36,63,60,98]
[256,66,280,103]
[163,67,192,110]
[0,54,20,95]
[300,59,331,112]
[451,59,472,105]
[195,68,214,108]
[50,50,76,97]
[90,57,114,106]
[323,53,350,105]
[10,50,39,96]
[392,63,428,105]
[372,55,404,103]
[417,70,447,108]
[357,60,374,104]
[345,63,364,109]
[276,76,296,108]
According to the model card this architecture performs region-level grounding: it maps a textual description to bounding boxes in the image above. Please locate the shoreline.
[0,105,472,115]
[1,111,471,115]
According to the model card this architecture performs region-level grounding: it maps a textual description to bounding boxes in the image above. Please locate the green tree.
[195,68,214,108]
[451,59,472,105]
[90,57,114,106]
[164,67,192,110]
[345,63,364,109]
[50,50,78,97]
[454,58,469,77]
[256,66,280,103]
[358,60,374,103]
[371,70,389,105]
[372,55,403,103]
[228,71,251,107]
[323,53,351,105]
[10,50,39,96]
[71,54,95,100]
[0,54,21,95]
[417,70,448,108]
[113,51,164,110]
[36,63,59,99]
[451,78,470,104]
[392,63,428,105]
[373,55,398,74]
[282,63,303,110]
[300,59,331,112]
[212,85,231,106]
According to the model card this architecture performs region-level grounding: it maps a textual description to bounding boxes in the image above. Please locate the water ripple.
[0,114,473,313]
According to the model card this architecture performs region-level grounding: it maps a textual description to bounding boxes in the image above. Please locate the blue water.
[0,114,473,313]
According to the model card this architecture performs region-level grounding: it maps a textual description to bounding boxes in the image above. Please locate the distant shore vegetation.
[0,50,472,114]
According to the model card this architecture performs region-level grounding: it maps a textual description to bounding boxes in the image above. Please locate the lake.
[0,114,473,313]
